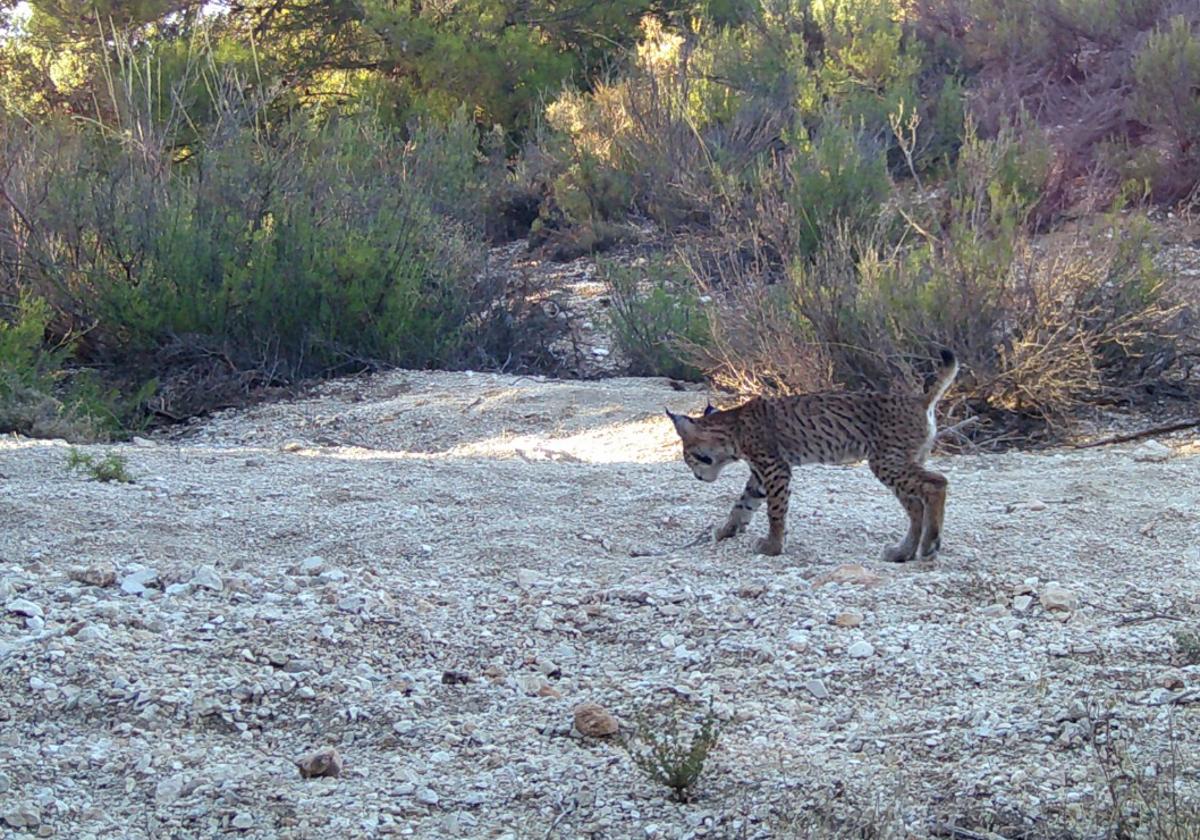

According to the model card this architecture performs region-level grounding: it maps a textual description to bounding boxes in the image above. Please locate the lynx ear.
[703,401,717,417]
[665,408,697,438]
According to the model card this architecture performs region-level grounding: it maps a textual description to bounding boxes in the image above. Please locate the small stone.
[517,674,549,696]
[155,774,186,805]
[164,583,192,597]
[813,564,887,588]
[281,441,305,452]
[296,747,343,779]
[416,787,440,806]
[980,604,1007,618]
[300,556,325,575]
[319,569,347,583]
[231,812,254,829]
[1040,586,1078,612]
[1027,500,1048,512]
[1159,672,1185,690]
[533,611,554,632]
[132,436,156,447]
[190,565,224,592]
[537,684,563,699]
[573,703,619,737]
[2,803,40,828]
[337,594,366,613]
[0,771,9,794]
[803,679,830,700]
[120,569,158,596]
[786,630,810,651]
[5,598,43,619]
[1012,595,1034,612]
[69,563,117,588]
[75,624,109,642]
[1132,440,1171,463]
[516,568,543,590]
[847,641,875,659]
[835,610,864,628]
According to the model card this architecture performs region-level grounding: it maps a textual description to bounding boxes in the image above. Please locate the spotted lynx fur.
[667,349,958,560]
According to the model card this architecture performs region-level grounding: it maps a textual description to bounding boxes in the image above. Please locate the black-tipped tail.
[924,348,959,408]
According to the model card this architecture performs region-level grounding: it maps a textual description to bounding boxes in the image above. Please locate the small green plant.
[1175,627,1200,666]
[604,257,710,381]
[620,700,721,803]
[66,448,134,483]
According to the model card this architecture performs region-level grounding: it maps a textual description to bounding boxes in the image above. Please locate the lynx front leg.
[753,461,791,556]
[715,474,766,540]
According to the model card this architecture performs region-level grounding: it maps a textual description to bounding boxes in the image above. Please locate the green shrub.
[0,295,136,441]
[65,447,135,483]
[788,115,894,259]
[621,701,722,804]
[1132,15,1200,193]
[604,258,710,380]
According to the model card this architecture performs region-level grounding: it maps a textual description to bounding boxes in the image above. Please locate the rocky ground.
[2,369,1199,839]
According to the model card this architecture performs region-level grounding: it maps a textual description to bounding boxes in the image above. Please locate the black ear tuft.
[939,348,956,366]
[703,401,717,417]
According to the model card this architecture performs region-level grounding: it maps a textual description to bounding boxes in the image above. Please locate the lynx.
[667,349,958,561]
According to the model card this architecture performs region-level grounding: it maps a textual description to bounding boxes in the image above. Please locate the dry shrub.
[676,237,833,396]
[974,235,1183,423]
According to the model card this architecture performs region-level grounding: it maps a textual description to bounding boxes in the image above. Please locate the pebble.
[120,569,158,596]
[6,598,43,619]
[2,803,40,828]
[533,611,554,632]
[75,624,109,642]
[296,747,343,779]
[835,610,864,628]
[573,703,619,737]
[191,565,224,592]
[1132,440,1171,463]
[1040,586,1079,612]
[155,774,186,805]
[301,556,325,575]
[804,678,830,700]
[813,564,887,588]
[416,787,440,806]
[69,563,117,588]
[231,812,254,829]
[1012,595,1033,612]
[847,641,875,659]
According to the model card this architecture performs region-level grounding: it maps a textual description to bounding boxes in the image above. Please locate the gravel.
[1,368,1199,838]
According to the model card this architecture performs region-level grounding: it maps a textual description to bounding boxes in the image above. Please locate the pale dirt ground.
[1,369,1199,839]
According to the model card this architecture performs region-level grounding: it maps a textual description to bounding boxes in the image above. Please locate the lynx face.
[667,406,737,482]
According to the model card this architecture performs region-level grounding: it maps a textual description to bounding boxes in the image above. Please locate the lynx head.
[666,402,737,482]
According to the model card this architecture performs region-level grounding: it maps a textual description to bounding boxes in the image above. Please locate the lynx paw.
[882,543,917,563]
[715,522,744,541]
[753,537,784,556]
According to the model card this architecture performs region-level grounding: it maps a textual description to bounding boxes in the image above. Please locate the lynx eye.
[694,454,713,465]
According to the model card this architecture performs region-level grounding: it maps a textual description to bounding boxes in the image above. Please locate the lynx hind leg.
[871,456,944,563]
[882,493,924,563]
[917,470,948,559]
[716,475,766,540]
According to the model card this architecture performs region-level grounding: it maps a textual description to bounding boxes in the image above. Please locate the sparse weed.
[1087,703,1200,840]
[66,448,134,483]
[1175,628,1200,666]
[620,700,721,803]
